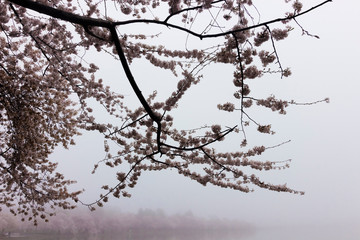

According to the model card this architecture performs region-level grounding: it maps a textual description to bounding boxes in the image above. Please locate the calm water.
[2,226,359,240]
[242,225,360,240]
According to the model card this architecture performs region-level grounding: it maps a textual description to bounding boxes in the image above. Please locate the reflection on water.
[1,226,359,240]
[0,229,252,240]
[241,225,360,240]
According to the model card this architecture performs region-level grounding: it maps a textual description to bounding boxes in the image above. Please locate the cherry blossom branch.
[265,25,284,78]
[240,110,259,126]
[9,0,164,153]
[109,27,160,123]
[265,140,291,150]
[244,96,329,107]
[109,32,164,154]
[8,0,111,28]
[109,114,149,136]
[293,18,320,39]
[199,148,293,192]
[232,33,247,139]
[148,156,182,170]
[161,125,237,151]
[8,0,333,40]
[113,0,333,39]
[0,63,12,76]
[79,152,158,208]
[200,147,232,173]
[9,4,52,62]
[164,0,225,23]
[290,98,330,105]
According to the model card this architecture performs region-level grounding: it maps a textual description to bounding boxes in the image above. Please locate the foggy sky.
[51,0,360,235]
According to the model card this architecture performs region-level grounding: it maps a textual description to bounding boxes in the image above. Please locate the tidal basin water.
[2,226,359,240]
[242,225,359,240]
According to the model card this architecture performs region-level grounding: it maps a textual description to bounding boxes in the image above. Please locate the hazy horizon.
[2,0,359,239]
[50,0,360,232]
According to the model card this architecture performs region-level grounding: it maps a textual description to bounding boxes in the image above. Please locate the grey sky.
[51,0,360,234]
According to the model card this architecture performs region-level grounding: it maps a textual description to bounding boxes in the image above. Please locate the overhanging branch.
[8,0,333,40]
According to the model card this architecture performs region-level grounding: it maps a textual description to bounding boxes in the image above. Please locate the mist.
[50,0,360,237]
[2,0,360,240]
[1,208,255,239]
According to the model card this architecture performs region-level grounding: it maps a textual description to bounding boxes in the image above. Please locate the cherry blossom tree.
[0,0,331,224]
